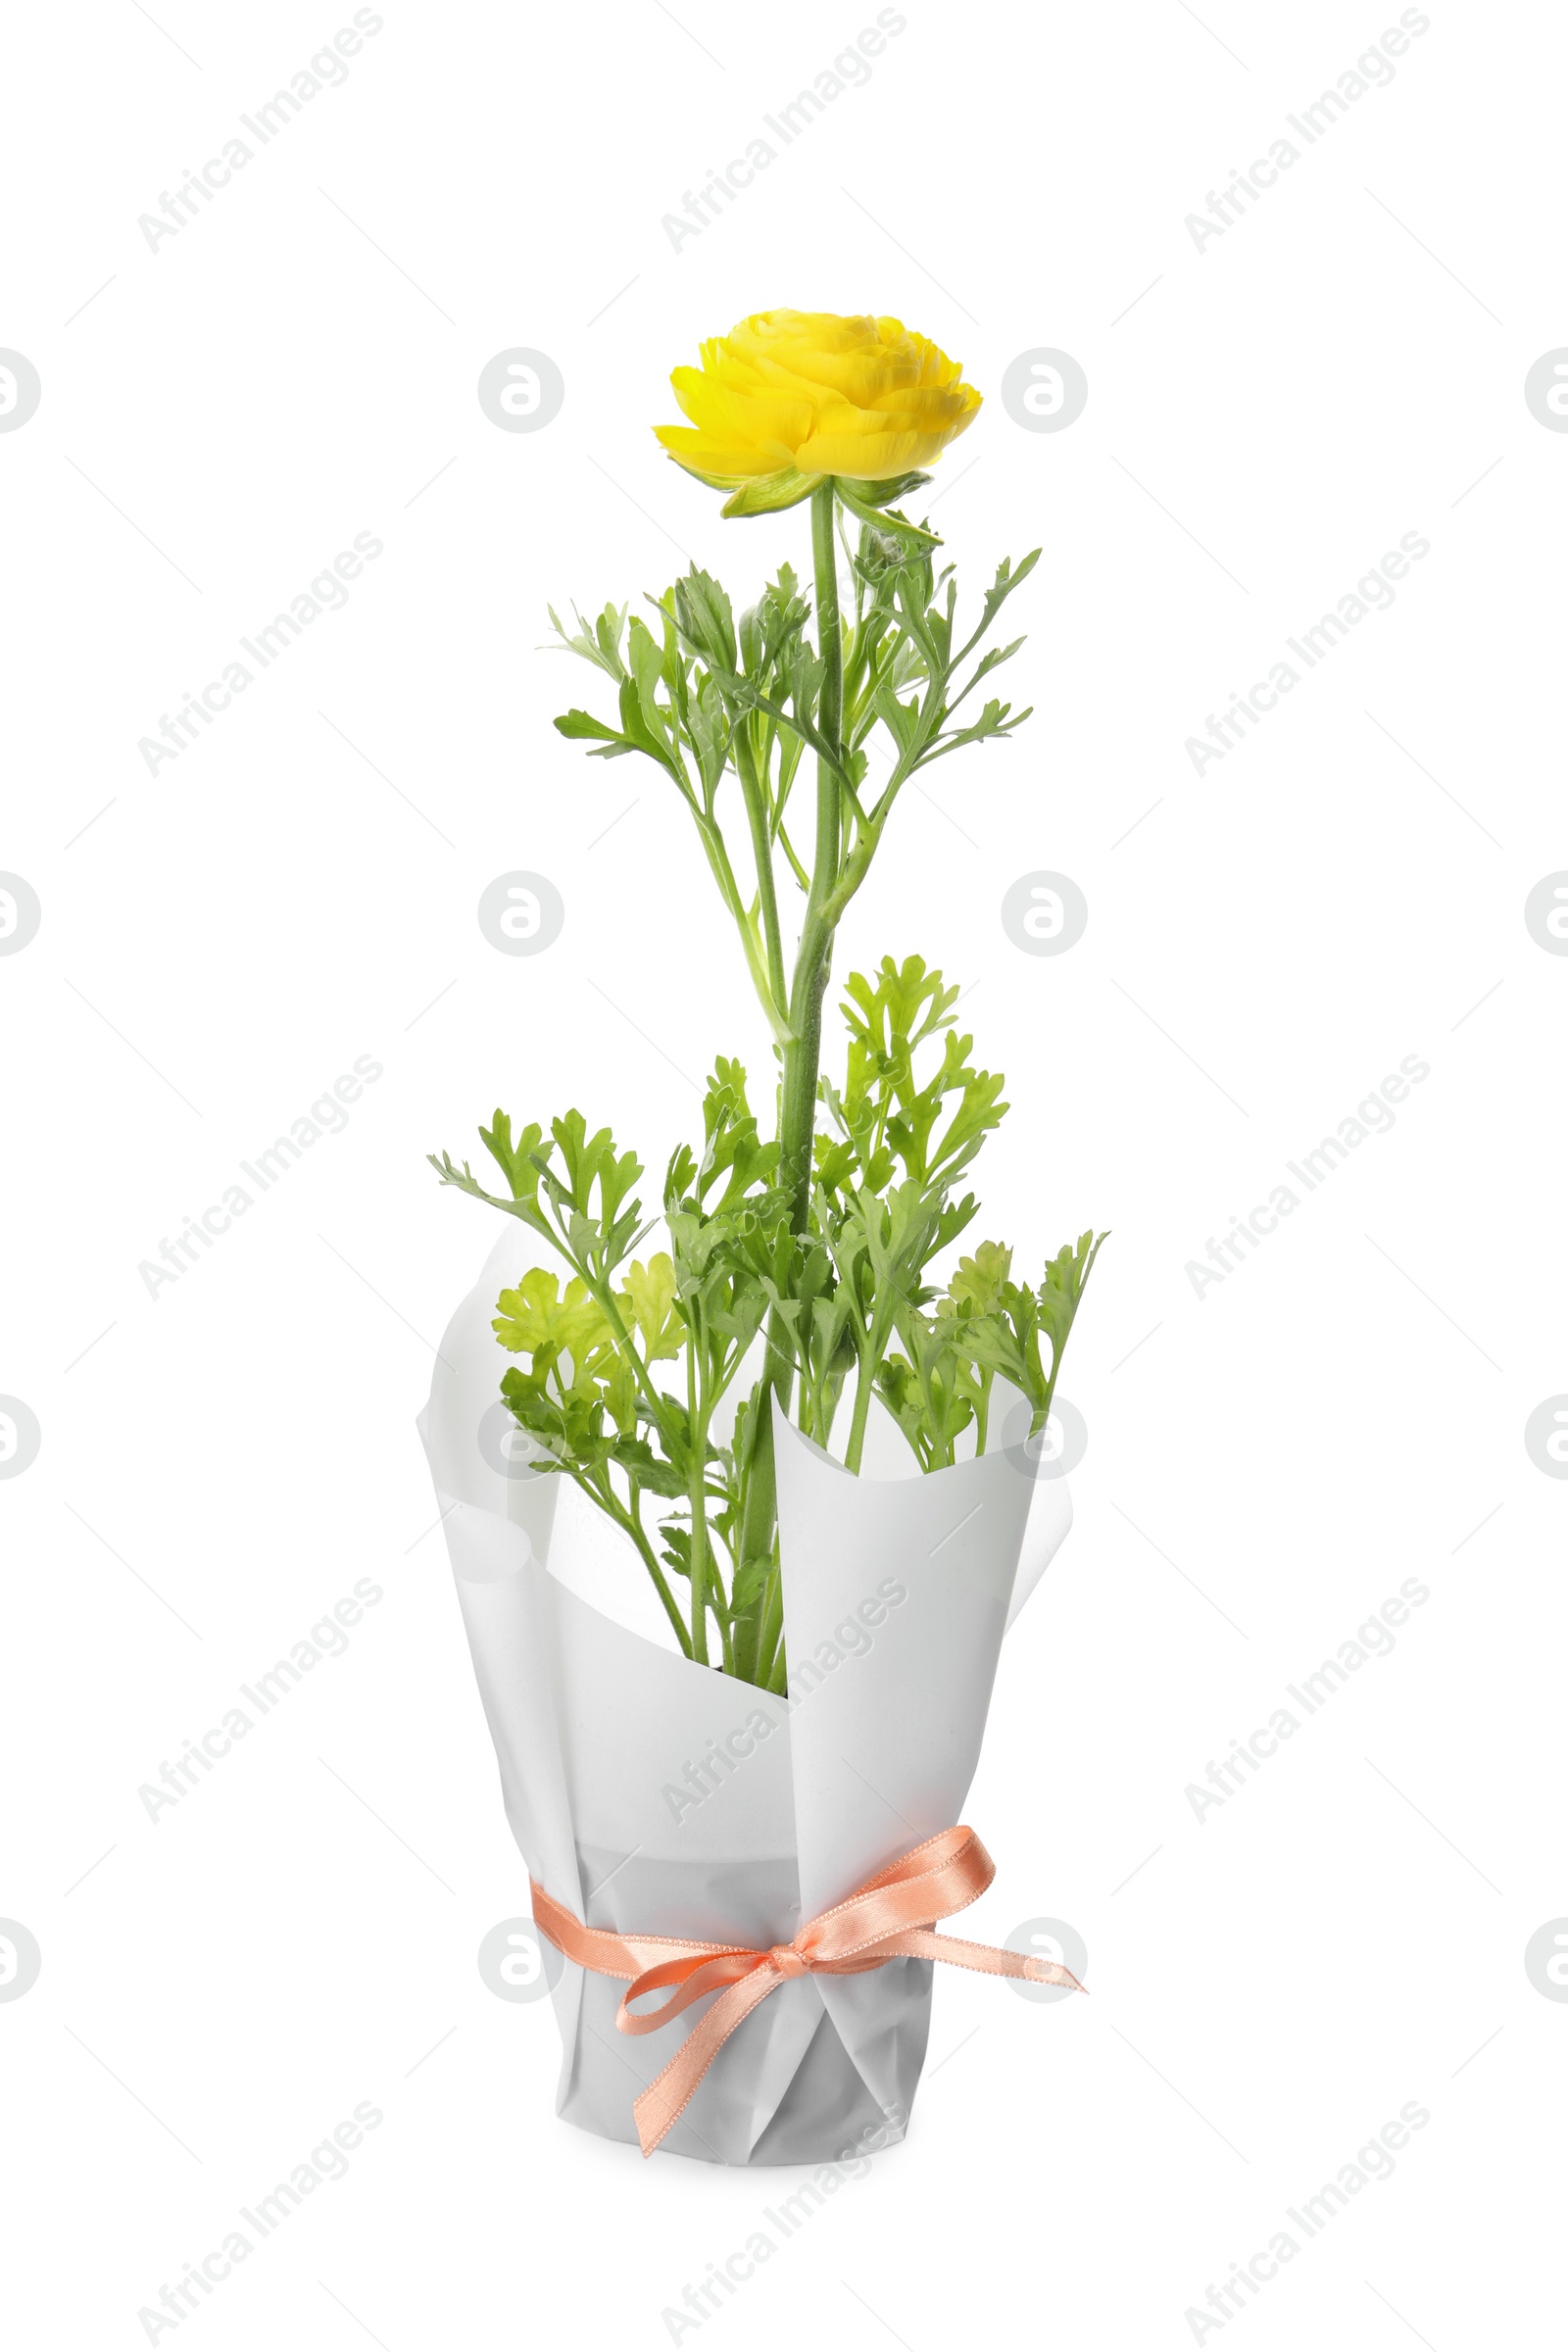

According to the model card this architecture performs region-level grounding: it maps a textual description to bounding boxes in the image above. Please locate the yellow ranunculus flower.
[654,309,981,515]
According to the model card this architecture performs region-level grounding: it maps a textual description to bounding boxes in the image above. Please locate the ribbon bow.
[530,1824,1084,2156]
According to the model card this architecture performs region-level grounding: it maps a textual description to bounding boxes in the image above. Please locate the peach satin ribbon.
[530,1824,1085,2156]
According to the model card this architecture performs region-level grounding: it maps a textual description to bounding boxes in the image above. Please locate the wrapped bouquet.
[420,309,1104,2163]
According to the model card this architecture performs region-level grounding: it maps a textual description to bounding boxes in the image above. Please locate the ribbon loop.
[618,1949,760,2035]
[530,1824,1085,2156]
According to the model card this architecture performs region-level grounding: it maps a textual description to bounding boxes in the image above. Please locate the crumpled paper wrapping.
[419,1225,1072,2163]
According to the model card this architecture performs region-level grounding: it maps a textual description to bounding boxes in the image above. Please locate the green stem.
[599,1477,693,1658]
[780,483,844,1216]
[730,483,845,1686]
[687,1332,710,1665]
[734,727,789,1013]
[974,1365,995,1456]
[843,1343,877,1475]
[691,806,791,1045]
[754,1565,785,1691]
[844,1277,906,1474]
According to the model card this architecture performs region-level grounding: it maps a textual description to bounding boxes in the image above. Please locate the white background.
[3,0,1565,2343]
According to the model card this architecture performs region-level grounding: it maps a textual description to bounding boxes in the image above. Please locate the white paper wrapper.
[419,1225,1073,2164]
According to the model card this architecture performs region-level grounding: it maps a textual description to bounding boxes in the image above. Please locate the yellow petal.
[797,402,979,481]
[653,423,796,482]
[655,311,981,502]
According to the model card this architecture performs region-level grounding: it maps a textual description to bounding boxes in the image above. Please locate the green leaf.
[612,1438,688,1500]
[871,678,921,759]
[729,1553,774,1616]
[479,1112,546,1202]
[719,466,821,517]
[615,674,681,778]
[968,636,1024,686]
[924,697,1032,761]
[943,1241,1013,1316]
[841,469,934,507]
[547,601,628,680]
[554,708,635,759]
[594,604,628,675]
[836,480,942,553]
[493,1268,613,1368]
[673,567,738,673]
[1035,1230,1109,1388]
[739,568,812,680]
[683,667,728,799]
[626,614,669,742]
[622,1252,685,1360]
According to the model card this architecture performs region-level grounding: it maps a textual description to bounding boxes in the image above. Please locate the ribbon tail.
[889,1927,1087,1994]
[631,1966,780,2158]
